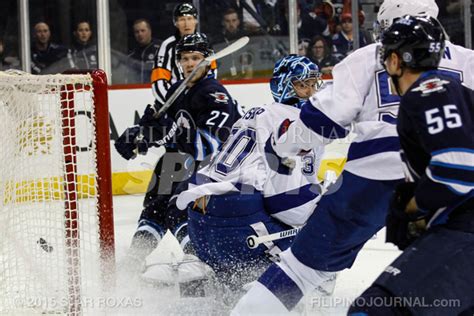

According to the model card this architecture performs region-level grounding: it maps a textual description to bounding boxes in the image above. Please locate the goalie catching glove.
[114,104,177,160]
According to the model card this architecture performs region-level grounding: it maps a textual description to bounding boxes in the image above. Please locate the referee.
[151,3,198,106]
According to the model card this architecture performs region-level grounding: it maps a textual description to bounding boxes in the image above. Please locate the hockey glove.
[138,103,159,126]
[386,182,426,250]
[114,125,150,160]
[139,104,178,146]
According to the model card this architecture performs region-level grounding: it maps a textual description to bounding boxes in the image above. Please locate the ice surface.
[111,194,401,315]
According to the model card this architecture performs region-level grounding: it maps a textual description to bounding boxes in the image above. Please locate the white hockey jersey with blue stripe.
[274,41,474,180]
[177,102,324,227]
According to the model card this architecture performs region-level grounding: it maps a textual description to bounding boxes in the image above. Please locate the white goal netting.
[0,71,112,315]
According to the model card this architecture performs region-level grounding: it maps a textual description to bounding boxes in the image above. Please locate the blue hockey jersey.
[397,70,474,227]
[164,76,243,161]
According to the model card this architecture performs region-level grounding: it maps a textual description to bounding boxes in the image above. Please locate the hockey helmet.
[173,3,198,23]
[270,54,321,104]
[380,15,446,69]
[176,32,213,59]
[377,0,438,32]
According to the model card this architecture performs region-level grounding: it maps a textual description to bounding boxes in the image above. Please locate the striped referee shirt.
[151,34,184,106]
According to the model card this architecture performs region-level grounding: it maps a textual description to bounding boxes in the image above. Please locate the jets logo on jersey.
[176,109,196,129]
[411,78,450,96]
[210,92,229,104]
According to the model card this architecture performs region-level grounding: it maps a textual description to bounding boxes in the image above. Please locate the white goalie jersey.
[177,102,324,227]
[275,41,474,180]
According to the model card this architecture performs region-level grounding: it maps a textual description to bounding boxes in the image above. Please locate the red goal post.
[0,69,114,315]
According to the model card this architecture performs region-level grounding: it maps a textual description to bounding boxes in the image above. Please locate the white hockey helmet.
[377,0,439,31]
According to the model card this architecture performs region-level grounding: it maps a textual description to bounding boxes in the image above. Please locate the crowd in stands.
[202,0,373,76]
[0,0,470,80]
[30,20,98,75]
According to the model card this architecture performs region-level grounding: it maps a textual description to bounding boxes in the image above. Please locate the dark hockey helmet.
[176,32,213,59]
[270,54,322,104]
[173,3,198,23]
[380,15,446,69]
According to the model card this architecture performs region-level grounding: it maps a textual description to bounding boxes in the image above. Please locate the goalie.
[115,32,242,272]
[176,55,338,289]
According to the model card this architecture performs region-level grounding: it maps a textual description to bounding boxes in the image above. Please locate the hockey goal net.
[0,70,114,315]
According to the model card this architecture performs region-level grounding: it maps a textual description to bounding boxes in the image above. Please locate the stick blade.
[206,36,250,62]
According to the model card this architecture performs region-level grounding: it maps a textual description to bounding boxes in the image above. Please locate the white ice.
[112,194,401,315]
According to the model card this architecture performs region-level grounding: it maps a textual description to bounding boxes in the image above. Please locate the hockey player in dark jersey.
[128,3,201,260]
[114,5,200,272]
[349,15,474,316]
[115,32,242,272]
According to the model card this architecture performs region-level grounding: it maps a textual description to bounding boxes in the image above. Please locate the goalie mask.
[373,0,439,40]
[270,55,322,105]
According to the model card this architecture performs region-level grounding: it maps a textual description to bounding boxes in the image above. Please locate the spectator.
[274,1,329,39]
[307,35,339,74]
[331,12,368,59]
[0,38,20,70]
[128,18,161,83]
[224,0,278,35]
[324,0,367,36]
[325,0,344,35]
[299,3,330,39]
[298,38,310,56]
[31,21,68,74]
[67,20,98,70]
[212,8,247,45]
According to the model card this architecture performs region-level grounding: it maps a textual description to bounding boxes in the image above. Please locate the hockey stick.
[246,170,338,249]
[153,36,250,119]
[246,227,302,249]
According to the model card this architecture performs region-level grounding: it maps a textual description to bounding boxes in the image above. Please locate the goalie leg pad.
[141,254,215,297]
